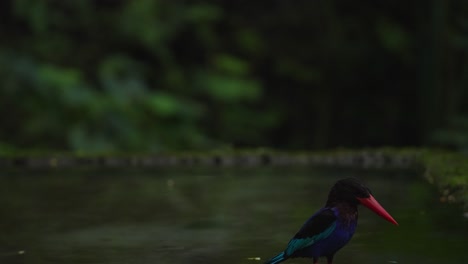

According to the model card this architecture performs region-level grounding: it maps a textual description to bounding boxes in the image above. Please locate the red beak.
[357,195,398,225]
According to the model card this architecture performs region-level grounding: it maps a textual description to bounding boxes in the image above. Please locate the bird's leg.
[313,257,318,264]
[326,255,334,264]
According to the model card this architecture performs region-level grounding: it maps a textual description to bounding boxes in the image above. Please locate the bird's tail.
[264,252,286,264]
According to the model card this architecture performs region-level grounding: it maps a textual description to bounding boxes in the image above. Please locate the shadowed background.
[0,0,467,153]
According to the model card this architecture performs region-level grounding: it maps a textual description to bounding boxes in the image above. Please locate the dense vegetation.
[1,1,467,153]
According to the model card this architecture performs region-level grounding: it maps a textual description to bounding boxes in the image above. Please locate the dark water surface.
[0,167,466,264]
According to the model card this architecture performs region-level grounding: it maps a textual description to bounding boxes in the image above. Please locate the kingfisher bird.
[264,178,398,264]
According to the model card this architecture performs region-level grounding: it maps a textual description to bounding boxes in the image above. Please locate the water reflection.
[0,167,466,264]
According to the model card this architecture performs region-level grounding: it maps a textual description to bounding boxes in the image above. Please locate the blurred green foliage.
[0,0,467,153]
[431,116,468,153]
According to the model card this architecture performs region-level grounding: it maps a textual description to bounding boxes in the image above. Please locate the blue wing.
[284,208,337,256]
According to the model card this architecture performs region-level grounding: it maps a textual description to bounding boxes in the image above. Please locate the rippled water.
[0,167,466,264]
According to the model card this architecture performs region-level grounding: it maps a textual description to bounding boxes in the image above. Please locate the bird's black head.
[325,177,399,225]
[326,177,371,206]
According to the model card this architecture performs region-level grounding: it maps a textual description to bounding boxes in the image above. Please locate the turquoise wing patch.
[285,221,337,256]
